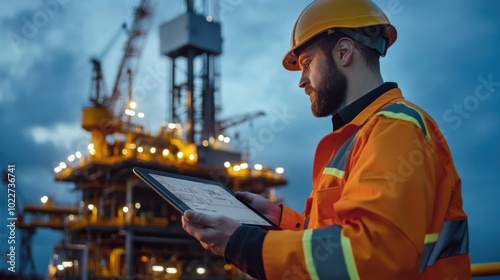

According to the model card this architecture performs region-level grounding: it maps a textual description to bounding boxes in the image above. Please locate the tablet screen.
[149,173,273,227]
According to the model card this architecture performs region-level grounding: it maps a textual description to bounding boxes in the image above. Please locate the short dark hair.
[315,27,382,73]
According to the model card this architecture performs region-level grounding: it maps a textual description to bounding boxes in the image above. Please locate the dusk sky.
[1,0,499,277]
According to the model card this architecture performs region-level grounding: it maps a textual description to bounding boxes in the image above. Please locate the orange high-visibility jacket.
[262,87,470,279]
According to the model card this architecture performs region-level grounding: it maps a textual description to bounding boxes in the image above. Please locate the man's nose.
[299,72,309,88]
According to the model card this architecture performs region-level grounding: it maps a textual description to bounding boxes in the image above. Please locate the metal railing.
[471,262,500,277]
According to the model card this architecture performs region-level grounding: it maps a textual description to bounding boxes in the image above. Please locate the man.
[182,0,471,279]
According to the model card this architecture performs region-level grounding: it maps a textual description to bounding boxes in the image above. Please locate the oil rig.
[13,0,287,279]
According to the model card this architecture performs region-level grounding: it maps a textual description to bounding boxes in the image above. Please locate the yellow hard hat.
[283,0,397,71]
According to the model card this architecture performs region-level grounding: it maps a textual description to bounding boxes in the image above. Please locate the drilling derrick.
[16,1,288,279]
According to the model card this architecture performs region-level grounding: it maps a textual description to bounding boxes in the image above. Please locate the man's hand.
[235,191,281,225]
[182,210,240,256]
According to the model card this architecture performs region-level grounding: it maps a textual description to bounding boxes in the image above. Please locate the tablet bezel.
[133,167,281,230]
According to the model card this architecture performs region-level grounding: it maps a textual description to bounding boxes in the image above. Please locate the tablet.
[133,167,280,230]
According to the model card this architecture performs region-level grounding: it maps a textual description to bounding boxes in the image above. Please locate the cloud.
[29,123,88,150]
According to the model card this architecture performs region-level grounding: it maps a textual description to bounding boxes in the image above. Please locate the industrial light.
[177,152,183,159]
[57,264,64,271]
[166,267,178,274]
[223,136,230,143]
[62,261,73,267]
[68,154,75,162]
[168,123,177,129]
[137,147,144,153]
[218,134,224,141]
[202,140,209,147]
[137,112,145,118]
[88,204,94,211]
[123,206,129,213]
[224,161,230,168]
[54,166,62,173]
[59,162,67,169]
[129,101,137,109]
[68,214,74,221]
[75,151,82,158]
[150,147,156,154]
[196,267,206,275]
[206,15,213,22]
[125,109,136,116]
[152,265,164,272]
[89,149,96,155]
[41,196,49,204]
[275,167,285,174]
[126,143,136,149]
[162,149,169,157]
[240,163,248,169]
[122,149,128,155]
[88,143,94,150]
[254,164,263,171]
[188,154,195,161]
[233,165,241,171]
[135,203,141,209]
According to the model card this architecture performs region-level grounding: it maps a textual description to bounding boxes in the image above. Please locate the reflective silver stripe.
[306,225,352,279]
[420,219,469,272]
[304,217,310,229]
[324,132,358,178]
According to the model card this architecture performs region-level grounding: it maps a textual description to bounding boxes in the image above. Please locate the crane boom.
[109,0,156,114]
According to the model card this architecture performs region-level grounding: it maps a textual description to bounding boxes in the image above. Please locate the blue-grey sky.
[1,0,499,277]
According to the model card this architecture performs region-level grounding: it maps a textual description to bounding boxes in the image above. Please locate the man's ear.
[335,37,355,66]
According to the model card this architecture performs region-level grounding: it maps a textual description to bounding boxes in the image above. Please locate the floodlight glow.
[129,101,137,109]
[254,164,263,171]
[152,265,164,272]
[41,196,49,204]
[275,167,285,174]
[125,109,136,116]
[168,123,177,129]
[196,267,206,274]
[166,267,178,274]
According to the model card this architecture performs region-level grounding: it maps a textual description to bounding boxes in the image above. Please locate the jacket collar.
[332,82,399,131]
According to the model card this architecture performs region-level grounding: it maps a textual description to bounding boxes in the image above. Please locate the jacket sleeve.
[261,117,439,279]
[279,205,308,230]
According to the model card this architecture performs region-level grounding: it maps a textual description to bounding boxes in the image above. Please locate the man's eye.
[304,60,311,69]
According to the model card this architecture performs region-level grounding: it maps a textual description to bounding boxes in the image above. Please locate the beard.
[306,55,347,117]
